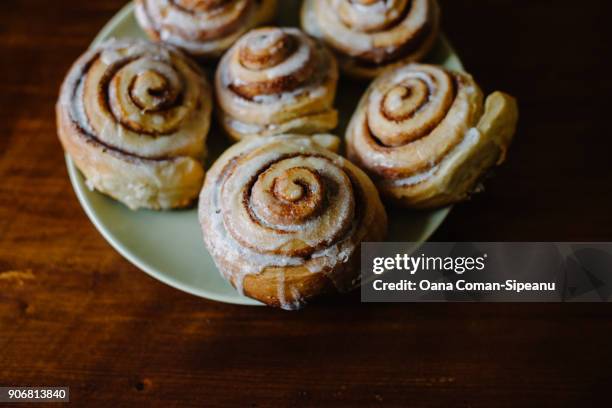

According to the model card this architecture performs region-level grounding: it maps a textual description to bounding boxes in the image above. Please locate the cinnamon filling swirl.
[61,39,211,161]
[231,29,316,99]
[198,134,387,308]
[222,153,356,257]
[135,0,277,57]
[57,39,212,210]
[346,63,518,208]
[369,69,457,147]
[354,65,479,178]
[301,0,440,77]
[215,27,338,139]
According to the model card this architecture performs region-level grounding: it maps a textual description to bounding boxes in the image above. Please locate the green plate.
[66,1,457,306]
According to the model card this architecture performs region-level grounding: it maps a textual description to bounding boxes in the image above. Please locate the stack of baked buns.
[57,0,518,309]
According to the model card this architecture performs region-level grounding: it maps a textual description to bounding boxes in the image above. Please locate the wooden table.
[1,1,611,406]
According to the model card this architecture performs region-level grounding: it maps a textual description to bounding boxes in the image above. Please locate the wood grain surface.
[1,1,611,406]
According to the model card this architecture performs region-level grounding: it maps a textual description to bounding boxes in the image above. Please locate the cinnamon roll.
[301,0,440,79]
[346,64,519,208]
[56,39,212,210]
[198,134,387,309]
[215,27,339,141]
[135,0,278,59]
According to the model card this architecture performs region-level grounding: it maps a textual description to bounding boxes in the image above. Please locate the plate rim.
[65,154,262,306]
[66,1,453,306]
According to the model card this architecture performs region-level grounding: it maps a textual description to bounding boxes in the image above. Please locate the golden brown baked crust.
[215,27,339,141]
[198,134,387,309]
[134,0,278,59]
[346,63,519,208]
[301,0,440,79]
[56,39,212,210]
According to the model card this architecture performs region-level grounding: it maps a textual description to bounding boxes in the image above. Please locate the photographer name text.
[371,253,555,293]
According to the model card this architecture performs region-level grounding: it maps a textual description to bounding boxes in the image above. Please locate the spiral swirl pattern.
[135,0,277,58]
[215,27,339,141]
[301,0,440,78]
[199,134,387,309]
[347,63,519,208]
[57,39,212,210]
